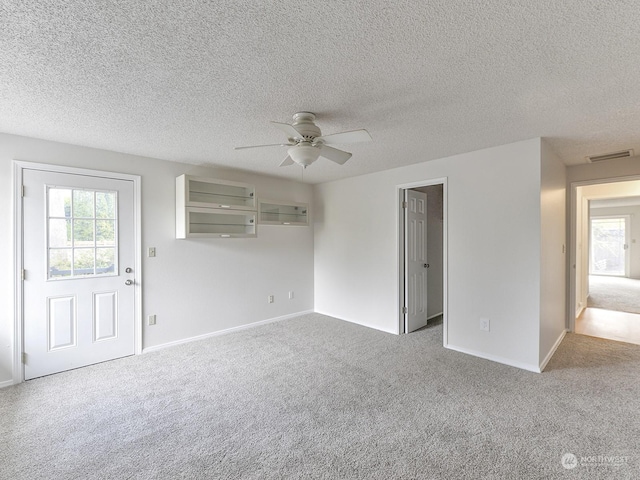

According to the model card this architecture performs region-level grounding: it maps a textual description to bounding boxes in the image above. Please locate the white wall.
[590,204,640,279]
[314,139,544,371]
[0,133,314,384]
[539,141,567,365]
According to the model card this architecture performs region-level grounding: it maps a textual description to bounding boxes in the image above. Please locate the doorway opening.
[571,178,640,346]
[398,178,447,342]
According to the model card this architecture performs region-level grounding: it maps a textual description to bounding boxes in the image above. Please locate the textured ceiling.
[2,1,640,184]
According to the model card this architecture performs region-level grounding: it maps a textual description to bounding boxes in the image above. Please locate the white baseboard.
[314,310,398,335]
[445,343,541,373]
[427,312,444,321]
[0,379,15,389]
[539,329,567,372]
[142,310,314,354]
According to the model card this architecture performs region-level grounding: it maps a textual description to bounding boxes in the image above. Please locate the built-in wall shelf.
[259,200,308,226]
[176,175,257,238]
[177,174,256,210]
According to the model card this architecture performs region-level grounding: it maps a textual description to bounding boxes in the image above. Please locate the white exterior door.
[589,215,631,277]
[22,169,136,380]
[405,189,428,333]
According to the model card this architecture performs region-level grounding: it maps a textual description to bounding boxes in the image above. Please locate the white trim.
[539,329,567,372]
[569,174,640,332]
[12,163,23,384]
[0,379,15,389]
[396,177,448,346]
[142,310,315,354]
[314,310,398,335]
[12,160,142,384]
[427,312,444,321]
[397,187,405,336]
[446,343,541,373]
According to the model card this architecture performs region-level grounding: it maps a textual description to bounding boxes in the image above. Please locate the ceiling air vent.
[586,149,634,163]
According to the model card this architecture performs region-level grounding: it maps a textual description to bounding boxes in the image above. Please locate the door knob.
[424,263,429,268]
[125,279,133,286]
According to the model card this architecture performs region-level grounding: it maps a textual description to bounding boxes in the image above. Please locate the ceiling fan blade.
[319,145,352,165]
[280,155,294,167]
[235,143,289,150]
[315,129,371,145]
[271,121,305,142]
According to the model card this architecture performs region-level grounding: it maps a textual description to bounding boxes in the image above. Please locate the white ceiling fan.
[235,112,372,168]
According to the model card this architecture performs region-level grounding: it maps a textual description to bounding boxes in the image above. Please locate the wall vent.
[586,149,634,163]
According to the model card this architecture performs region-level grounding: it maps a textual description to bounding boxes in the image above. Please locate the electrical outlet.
[268,295,274,304]
[480,317,490,332]
[148,314,156,326]
[148,247,156,257]
[289,291,294,300]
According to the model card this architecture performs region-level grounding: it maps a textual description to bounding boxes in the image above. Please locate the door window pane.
[96,220,116,245]
[73,190,94,218]
[49,249,72,278]
[73,248,95,276]
[48,189,71,218]
[47,187,118,280]
[49,219,72,248]
[96,248,116,274]
[73,219,94,244]
[96,192,116,219]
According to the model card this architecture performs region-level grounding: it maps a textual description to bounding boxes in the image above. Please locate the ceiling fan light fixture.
[236,112,372,168]
[288,143,321,168]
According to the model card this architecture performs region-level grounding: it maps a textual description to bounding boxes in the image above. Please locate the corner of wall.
[539,138,568,365]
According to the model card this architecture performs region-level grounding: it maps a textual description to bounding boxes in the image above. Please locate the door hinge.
[21,185,25,197]
[22,352,27,365]
[402,306,408,314]
[21,269,25,281]
[402,201,408,209]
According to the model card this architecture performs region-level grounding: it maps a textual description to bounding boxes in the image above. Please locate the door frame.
[569,174,640,332]
[397,177,448,344]
[13,161,142,383]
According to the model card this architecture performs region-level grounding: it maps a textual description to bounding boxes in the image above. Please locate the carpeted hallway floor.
[588,275,640,314]
[1,313,639,479]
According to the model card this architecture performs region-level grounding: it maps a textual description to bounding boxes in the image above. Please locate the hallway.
[577,307,640,346]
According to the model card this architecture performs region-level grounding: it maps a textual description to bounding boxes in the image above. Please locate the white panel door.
[405,190,428,333]
[22,169,136,379]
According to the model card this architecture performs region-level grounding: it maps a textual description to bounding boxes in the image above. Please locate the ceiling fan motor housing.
[288,143,320,167]
[292,112,322,141]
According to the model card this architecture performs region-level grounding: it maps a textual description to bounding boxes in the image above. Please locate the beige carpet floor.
[588,275,640,314]
[1,313,639,479]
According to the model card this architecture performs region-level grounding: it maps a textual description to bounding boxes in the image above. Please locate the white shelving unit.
[176,175,257,238]
[259,199,308,226]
